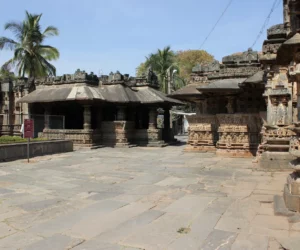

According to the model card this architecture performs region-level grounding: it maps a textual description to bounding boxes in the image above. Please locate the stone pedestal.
[216,114,261,158]
[185,115,217,152]
[101,121,134,147]
[257,127,296,169]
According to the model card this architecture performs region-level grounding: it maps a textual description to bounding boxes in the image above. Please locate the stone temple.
[0,0,300,184]
[0,69,182,147]
[170,0,300,212]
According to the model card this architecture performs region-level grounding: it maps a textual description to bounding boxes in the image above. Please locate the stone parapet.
[40,129,101,146]
[0,140,73,162]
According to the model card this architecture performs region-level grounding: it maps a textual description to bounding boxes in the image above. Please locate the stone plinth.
[101,121,134,147]
[133,128,166,147]
[216,114,261,158]
[257,127,295,168]
[284,135,300,212]
[40,129,101,146]
[185,115,217,152]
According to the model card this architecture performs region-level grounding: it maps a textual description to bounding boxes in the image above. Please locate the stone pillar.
[117,106,126,121]
[226,96,235,114]
[83,105,91,130]
[149,107,157,129]
[44,106,51,129]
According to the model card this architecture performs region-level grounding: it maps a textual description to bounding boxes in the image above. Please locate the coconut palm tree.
[145,46,178,94]
[0,11,59,78]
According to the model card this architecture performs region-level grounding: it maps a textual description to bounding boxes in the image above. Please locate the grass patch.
[177,227,191,234]
[0,136,47,144]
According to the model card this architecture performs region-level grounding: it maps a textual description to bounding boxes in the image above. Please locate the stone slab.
[28,199,128,236]
[167,211,221,249]
[163,195,215,216]
[67,202,154,239]
[23,234,84,250]
[18,198,63,212]
[93,209,165,243]
[231,233,269,250]
[199,229,237,250]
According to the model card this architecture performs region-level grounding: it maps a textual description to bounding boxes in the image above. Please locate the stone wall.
[185,113,262,158]
[0,140,73,162]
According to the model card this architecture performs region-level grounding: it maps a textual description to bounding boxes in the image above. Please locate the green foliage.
[0,11,60,78]
[0,136,46,144]
[0,68,15,81]
[176,50,214,82]
[145,46,176,93]
[136,47,214,93]
[136,62,147,77]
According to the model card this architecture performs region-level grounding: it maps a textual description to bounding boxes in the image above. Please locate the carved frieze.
[185,115,218,150]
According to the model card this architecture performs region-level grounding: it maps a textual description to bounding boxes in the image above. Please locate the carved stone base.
[40,129,102,146]
[258,152,296,169]
[186,115,218,152]
[216,149,255,158]
[184,145,216,152]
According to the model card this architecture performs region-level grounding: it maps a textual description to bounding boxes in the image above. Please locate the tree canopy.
[136,48,214,93]
[0,11,59,78]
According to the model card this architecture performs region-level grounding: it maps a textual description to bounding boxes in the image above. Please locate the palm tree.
[145,46,177,94]
[0,11,59,79]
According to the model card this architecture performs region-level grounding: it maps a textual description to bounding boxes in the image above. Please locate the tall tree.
[144,46,176,93]
[136,48,214,93]
[0,11,59,78]
[176,50,214,82]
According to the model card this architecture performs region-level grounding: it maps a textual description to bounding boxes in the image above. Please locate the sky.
[0,0,283,76]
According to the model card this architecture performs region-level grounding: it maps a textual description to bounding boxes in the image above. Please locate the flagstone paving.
[0,139,297,249]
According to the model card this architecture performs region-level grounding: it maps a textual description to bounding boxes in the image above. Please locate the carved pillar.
[83,105,91,130]
[149,107,157,129]
[117,106,126,121]
[44,106,51,129]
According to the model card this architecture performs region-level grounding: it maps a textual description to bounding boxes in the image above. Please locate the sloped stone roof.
[197,78,246,92]
[18,83,183,106]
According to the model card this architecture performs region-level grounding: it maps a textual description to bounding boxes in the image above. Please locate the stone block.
[23,234,84,250]
[231,233,269,250]
[284,184,300,212]
[199,229,237,250]
[258,152,295,169]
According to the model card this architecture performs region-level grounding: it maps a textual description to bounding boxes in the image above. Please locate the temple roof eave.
[17,84,184,106]
[197,78,246,92]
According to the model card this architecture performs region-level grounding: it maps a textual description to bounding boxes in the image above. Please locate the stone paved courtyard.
[0,139,298,249]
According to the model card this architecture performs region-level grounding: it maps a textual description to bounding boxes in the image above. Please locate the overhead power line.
[199,0,234,49]
[251,0,281,49]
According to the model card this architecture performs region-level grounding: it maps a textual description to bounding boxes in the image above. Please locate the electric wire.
[250,0,281,49]
[199,0,234,49]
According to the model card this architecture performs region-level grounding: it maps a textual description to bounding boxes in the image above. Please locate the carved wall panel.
[185,115,218,152]
[216,114,262,157]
